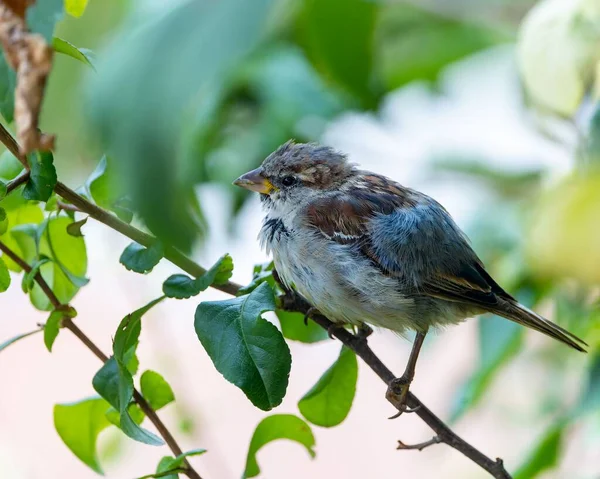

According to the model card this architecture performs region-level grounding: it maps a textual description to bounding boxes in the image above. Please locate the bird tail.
[491,299,587,352]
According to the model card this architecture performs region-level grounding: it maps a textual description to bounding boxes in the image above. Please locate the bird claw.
[386,376,420,418]
[303,307,319,326]
[356,323,373,340]
[327,323,345,339]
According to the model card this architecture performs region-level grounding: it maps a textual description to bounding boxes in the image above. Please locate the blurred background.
[1,0,600,477]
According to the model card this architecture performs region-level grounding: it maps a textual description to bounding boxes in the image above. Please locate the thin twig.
[0,238,203,479]
[0,124,511,478]
[397,435,442,451]
[6,169,29,193]
[56,200,82,213]
[0,122,24,167]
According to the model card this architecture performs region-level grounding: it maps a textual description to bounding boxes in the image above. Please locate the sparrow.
[234,141,587,411]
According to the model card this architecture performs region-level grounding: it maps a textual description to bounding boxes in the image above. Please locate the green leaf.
[0,54,16,122]
[105,403,145,429]
[53,397,112,474]
[64,0,89,18]
[244,414,316,478]
[375,6,504,91]
[0,180,6,200]
[88,0,274,251]
[21,256,50,293]
[195,282,291,410]
[53,37,95,70]
[85,156,133,222]
[162,254,233,299]
[238,262,275,295]
[120,242,164,274]
[23,151,57,202]
[93,298,166,445]
[298,346,357,427]
[0,256,10,292]
[145,449,208,479]
[0,204,44,272]
[92,357,164,446]
[30,216,88,310]
[140,370,175,411]
[27,0,64,42]
[514,423,565,479]
[450,316,522,421]
[0,207,8,235]
[66,217,87,237]
[44,310,63,352]
[0,328,42,354]
[277,311,328,343]
[299,0,378,106]
[0,150,23,182]
[113,296,165,360]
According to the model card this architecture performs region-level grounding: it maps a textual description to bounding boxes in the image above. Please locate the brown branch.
[0,125,511,478]
[6,169,29,193]
[0,1,55,154]
[56,199,82,213]
[0,239,203,479]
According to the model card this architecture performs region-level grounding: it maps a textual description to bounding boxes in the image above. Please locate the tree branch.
[6,169,29,193]
[0,239,203,479]
[0,124,511,478]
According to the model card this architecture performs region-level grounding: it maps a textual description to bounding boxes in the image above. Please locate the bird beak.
[233,168,276,195]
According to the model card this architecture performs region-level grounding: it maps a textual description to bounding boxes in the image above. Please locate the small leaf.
[54,397,112,474]
[113,296,165,360]
[0,256,10,292]
[92,357,164,446]
[0,54,16,122]
[44,310,63,352]
[105,403,145,429]
[120,242,164,274]
[514,422,565,479]
[53,37,95,69]
[298,346,357,427]
[195,282,291,410]
[238,262,275,295]
[0,328,42,354]
[64,0,89,18]
[243,414,316,478]
[66,217,88,237]
[277,311,328,343]
[140,370,175,411]
[23,151,57,202]
[44,218,89,288]
[162,254,233,299]
[27,0,64,42]
[139,449,208,479]
[22,256,51,293]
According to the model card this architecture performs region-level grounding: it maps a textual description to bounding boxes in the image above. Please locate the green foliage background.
[1,0,600,478]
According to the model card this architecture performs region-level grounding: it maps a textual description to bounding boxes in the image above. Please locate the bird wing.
[302,173,514,307]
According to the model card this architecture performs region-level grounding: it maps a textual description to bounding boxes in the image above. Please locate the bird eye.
[281,176,296,187]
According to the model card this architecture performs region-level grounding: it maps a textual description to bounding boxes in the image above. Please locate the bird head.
[233,141,355,207]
